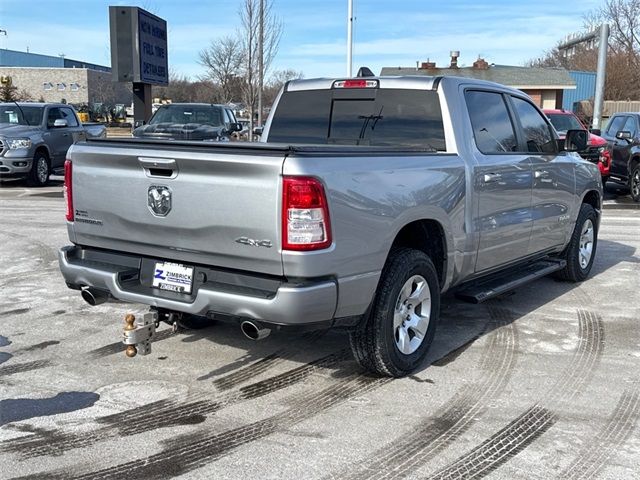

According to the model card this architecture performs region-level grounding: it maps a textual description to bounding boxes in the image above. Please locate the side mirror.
[564,129,588,152]
[616,130,632,141]
[253,127,263,136]
[53,119,68,128]
[134,120,145,128]
[590,128,601,136]
[230,122,243,133]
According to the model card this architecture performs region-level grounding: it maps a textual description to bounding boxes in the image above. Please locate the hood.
[0,124,40,137]
[132,122,225,140]
[587,132,606,146]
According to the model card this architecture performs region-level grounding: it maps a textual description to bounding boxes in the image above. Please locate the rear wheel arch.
[581,189,601,212]
[389,219,447,288]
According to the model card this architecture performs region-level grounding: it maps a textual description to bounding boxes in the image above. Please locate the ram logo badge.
[148,185,172,217]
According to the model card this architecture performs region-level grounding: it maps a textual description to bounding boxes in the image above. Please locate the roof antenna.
[357,67,375,77]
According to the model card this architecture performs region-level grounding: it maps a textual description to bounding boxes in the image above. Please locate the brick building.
[381,54,576,109]
[0,49,130,106]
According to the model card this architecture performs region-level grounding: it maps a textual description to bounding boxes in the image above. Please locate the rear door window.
[268,88,446,150]
[465,90,518,154]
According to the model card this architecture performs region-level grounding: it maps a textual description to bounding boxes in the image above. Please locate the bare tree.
[529,0,640,100]
[263,69,303,108]
[0,85,33,102]
[239,0,283,131]
[199,36,243,104]
[153,70,220,103]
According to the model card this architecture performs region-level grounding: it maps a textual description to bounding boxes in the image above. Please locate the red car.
[544,109,611,183]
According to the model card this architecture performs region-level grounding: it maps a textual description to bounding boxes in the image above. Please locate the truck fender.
[385,207,455,291]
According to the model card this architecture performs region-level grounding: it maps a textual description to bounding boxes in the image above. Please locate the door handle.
[139,157,178,178]
[483,173,502,183]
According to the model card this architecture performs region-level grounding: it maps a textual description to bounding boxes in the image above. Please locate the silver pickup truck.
[59,75,602,376]
[0,102,106,186]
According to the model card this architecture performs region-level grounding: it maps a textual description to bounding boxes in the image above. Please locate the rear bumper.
[58,245,339,326]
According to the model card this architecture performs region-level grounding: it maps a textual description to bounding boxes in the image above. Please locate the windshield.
[149,105,224,127]
[547,113,583,133]
[268,88,446,150]
[0,105,44,126]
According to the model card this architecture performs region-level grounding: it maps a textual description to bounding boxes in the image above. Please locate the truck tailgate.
[68,140,286,276]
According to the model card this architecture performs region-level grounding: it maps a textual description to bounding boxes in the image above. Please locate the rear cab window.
[465,90,518,154]
[267,88,446,151]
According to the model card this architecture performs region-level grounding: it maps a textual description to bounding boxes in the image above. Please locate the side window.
[606,115,627,136]
[60,108,79,127]
[222,109,232,127]
[226,109,236,123]
[47,107,62,128]
[622,116,637,136]
[465,90,518,154]
[511,97,557,154]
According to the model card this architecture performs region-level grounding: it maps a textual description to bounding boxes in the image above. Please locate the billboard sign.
[110,6,168,86]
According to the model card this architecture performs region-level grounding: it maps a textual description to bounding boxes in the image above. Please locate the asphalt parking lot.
[0,178,639,480]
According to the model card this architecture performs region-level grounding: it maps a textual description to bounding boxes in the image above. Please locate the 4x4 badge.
[148,185,172,217]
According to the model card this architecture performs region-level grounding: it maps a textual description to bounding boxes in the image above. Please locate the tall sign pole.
[258,0,264,127]
[347,0,353,77]
[109,6,168,126]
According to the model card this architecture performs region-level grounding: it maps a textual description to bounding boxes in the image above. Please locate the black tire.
[554,203,598,282]
[26,151,50,187]
[630,163,640,202]
[349,248,440,377]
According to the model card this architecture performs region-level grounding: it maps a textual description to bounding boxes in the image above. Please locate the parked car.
[544,109,611,183]
[60,75,601,377]
[132,103,243,141]
[594,113,640,201]
[0,103,106,186]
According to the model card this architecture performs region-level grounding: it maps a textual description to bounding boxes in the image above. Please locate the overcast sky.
[0,0,602,80]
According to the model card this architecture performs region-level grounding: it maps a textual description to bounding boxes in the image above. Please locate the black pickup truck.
[133,103,243,142]
[596,112,640,201]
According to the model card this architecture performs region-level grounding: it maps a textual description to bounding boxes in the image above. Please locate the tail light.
[64,159,73,222]
[282,176,332,251]
[598,147,611,167]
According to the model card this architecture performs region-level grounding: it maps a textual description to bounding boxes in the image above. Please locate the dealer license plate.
[152,262,194,294]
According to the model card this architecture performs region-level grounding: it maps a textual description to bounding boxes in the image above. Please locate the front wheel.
[26,151,50,187]
[554,203,598,282]
[349,248,440,377]
[630,163,640,202]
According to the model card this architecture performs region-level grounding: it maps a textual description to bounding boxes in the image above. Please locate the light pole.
[347,0,353,77]
[558,24,609,130]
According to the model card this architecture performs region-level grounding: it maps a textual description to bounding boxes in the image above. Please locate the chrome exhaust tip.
[240,320,271,341]
[81,287,109,306]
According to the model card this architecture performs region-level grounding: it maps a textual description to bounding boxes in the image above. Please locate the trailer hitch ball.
[122,311,156,357]
[124,314,138,358]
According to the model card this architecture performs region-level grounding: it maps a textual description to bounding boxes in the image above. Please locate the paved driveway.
[1,180,638,479]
